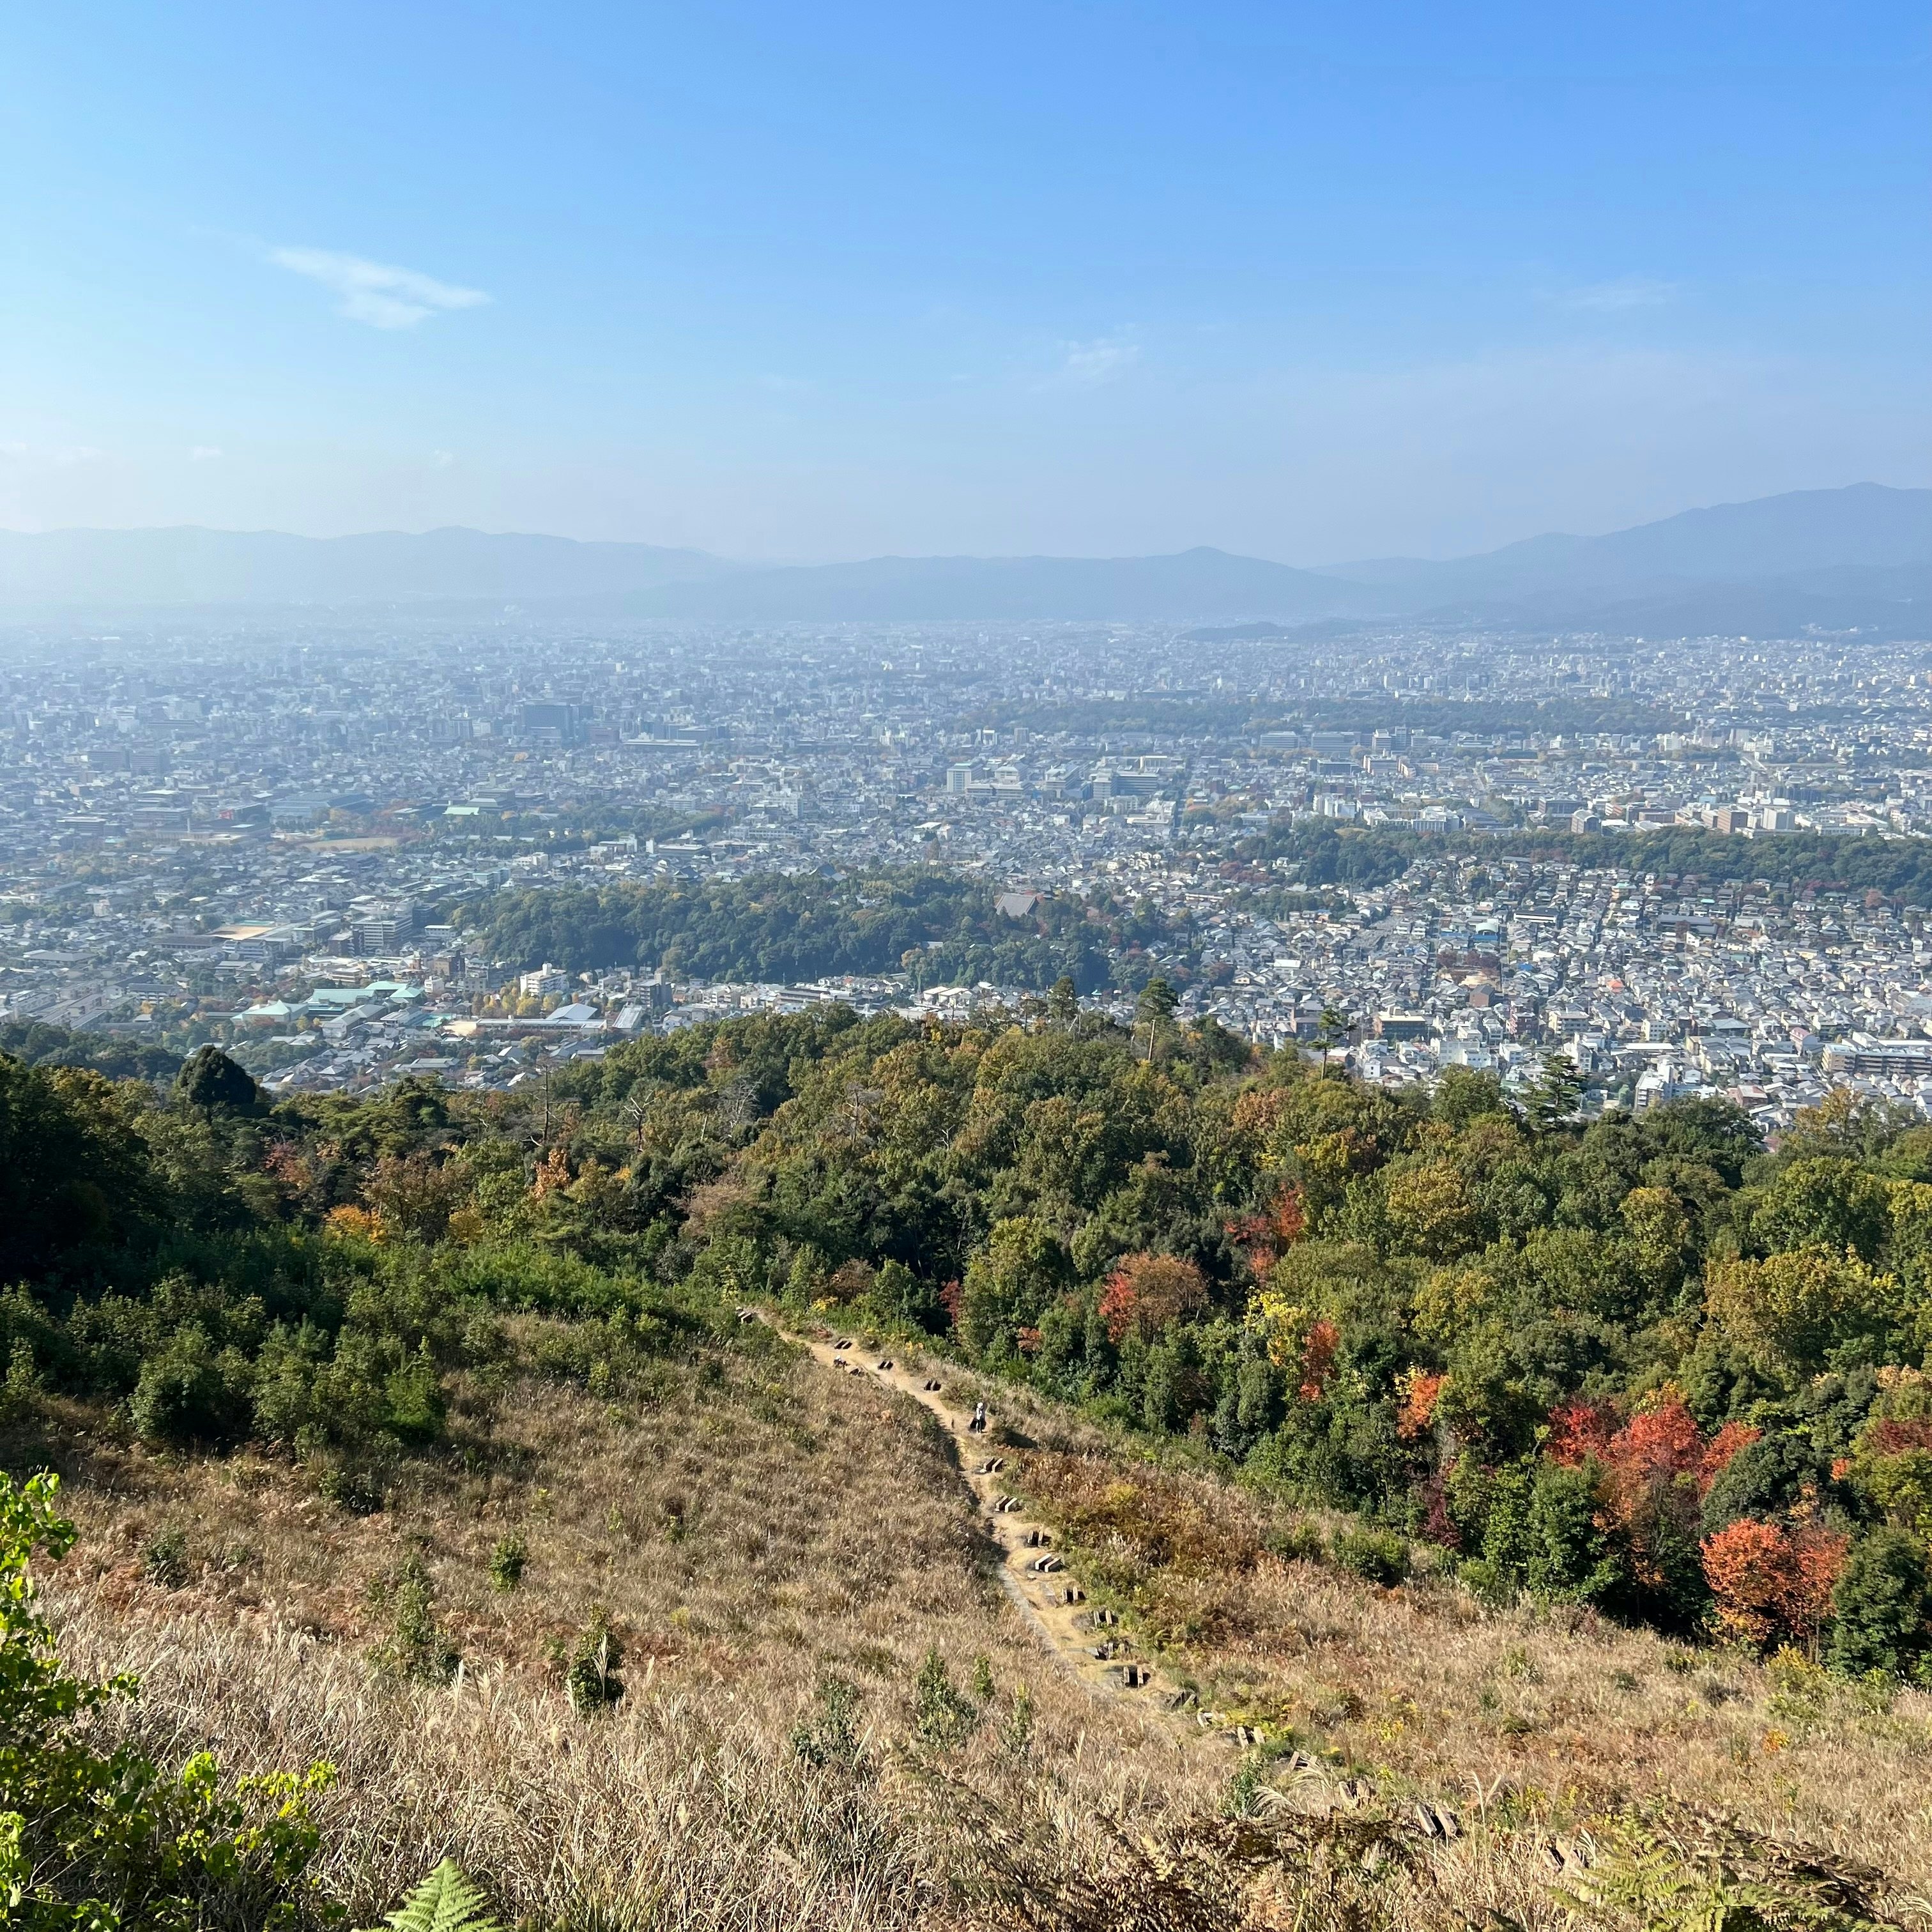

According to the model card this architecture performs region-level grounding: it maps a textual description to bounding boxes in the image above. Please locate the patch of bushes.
[1330,1525,1409,1586]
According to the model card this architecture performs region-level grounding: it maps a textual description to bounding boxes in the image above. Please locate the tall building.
[518,702,585,748]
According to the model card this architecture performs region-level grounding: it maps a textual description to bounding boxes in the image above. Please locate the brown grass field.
[11,1321,1932,1931]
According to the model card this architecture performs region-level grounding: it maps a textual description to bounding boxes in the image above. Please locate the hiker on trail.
[969,1401,986,1434]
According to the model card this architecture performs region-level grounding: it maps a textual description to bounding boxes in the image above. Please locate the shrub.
[871,1257,945,1331]
[129,1323,254,1449]
[1459,1557,1516,1609]
[790,1674,864,1772]
[1,1333,42,1420]
[1330,1524,1409,1585]
[380,1346,447,1446]
[0,1469,335,1931]
[957,1217,1068,1361]
[487,1533,528,1593]
[141,1524,190,1590]
[912,1646,981,1749]
[1264,1519,1326,1566]
[561,1608,625,1713]
[370,1554,459,1682]
[1827,1528,1932,1678]
[998,1683,1035,1758]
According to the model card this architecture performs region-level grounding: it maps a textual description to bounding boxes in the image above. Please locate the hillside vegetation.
[459,868,1171,990]
[1248,820,1932,904]
[4,1014,1932,1928]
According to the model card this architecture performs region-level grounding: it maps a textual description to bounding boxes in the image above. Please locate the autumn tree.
[1098,1251,1208,1342]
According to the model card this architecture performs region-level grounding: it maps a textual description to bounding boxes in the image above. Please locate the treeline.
[458,869,1172,992]
[0,1043,747,1509]
[541,999,1932,1671]
[1244,819,1932,905]
[0,1018,181,1083]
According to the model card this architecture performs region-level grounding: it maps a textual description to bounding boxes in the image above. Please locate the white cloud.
[1057,336,1141,387]
[430,450,456,468]
[269,247,491,329]
[188,445,222,461]
[1552,276,1678,313]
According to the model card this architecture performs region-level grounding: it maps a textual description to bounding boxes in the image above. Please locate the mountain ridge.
[4,483,1928,631]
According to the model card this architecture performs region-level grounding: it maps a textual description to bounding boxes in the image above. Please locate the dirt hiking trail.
[758,1312,1261,1752]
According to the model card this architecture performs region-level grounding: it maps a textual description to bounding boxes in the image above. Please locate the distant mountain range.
[0,524,728,607]
[3,483,1928,634]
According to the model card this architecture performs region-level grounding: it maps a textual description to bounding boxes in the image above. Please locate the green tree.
[1433,1064,1506,1128]
[172,1044,263,1118]
[1827,1529,1932,1678]
[1047,975,1079,1028]
[1526,1052,1584,1130]
[957,1216,1067,1361]
[1314,1003,1351,1054]
[1134,977,1179,1061]
[1527,1459,1623,1605]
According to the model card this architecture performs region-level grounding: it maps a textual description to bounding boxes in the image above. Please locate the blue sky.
[3,2,1926,560]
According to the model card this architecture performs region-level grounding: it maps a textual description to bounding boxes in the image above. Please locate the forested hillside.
[461,868,1175,990]
[0,1017,181,1082]
[542,997,1932,1667]
[6,1011,1932,1661]
[1250,819,1932,903]
[6,1011,1932,1928]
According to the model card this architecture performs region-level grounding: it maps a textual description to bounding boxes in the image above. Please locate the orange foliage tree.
[1701,1518,1848,1650]
[1397,1368,1448,1442]
[1298,1318,1340,1401]
[1098,1252,1209,1343]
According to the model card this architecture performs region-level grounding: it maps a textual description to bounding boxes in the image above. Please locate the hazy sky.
[4,2,1927,562]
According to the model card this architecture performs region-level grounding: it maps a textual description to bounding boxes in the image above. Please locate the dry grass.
[1015,1442,1932,1896]
[15,1331,1932,1929]
[12,1338,1227,1927]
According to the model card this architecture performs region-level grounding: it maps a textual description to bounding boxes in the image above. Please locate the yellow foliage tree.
[1705,1245,1899,1371]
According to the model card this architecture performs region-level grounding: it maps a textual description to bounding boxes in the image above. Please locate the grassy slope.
[17,1330,1229,1928]
[905,1349,1932,1894]
[14,1322,1932,1929]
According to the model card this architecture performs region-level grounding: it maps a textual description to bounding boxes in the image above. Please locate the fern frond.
[370,1859,504,1932]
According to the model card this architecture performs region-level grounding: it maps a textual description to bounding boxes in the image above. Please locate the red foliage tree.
[1098,1252,1209,1344]
[1225,1184,1307,1278]
[1598,1396,1704,1590]
[1546,1398,1618,1466]
[1701,1518,1849,1649]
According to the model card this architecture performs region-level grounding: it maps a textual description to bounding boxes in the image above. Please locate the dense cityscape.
[3,613,1932,1128]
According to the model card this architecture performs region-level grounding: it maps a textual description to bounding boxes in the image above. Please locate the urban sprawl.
[5,617,1932,1131]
